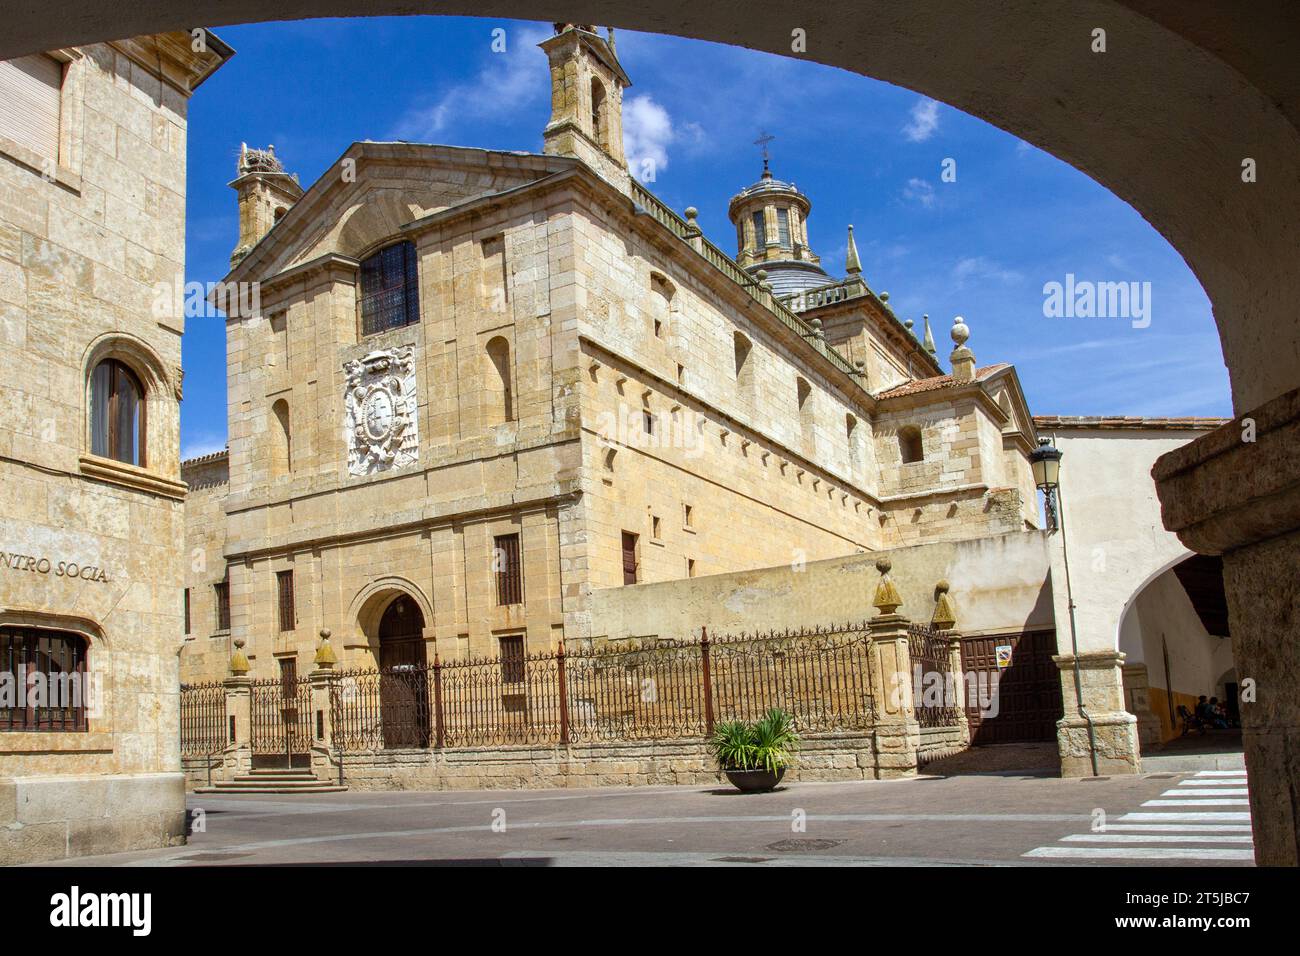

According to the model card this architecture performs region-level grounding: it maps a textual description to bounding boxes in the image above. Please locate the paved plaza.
[45,769,1255,867]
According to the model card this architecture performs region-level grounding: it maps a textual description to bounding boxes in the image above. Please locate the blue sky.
[180,16,1231,459]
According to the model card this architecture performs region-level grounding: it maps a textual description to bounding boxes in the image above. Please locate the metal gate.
[960,631,1062,744]
[250,674,313,765]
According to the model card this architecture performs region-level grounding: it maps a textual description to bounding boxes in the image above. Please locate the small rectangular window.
[183,588,191,636]
[683,504,694,528]
[687,558,696,578]
[276,570,296,632]
[278,657,298,698]
[643,410,654,435]
[652,515,662,540]
[494,533,523,606]
[214,579,231,632]
[751,211,765,249]
[621,531,639,585]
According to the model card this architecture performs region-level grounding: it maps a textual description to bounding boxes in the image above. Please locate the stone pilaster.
[1153,385,1300,866]
[1053,650,1140,776]
[946,634,972,747]
[222,675,252,776]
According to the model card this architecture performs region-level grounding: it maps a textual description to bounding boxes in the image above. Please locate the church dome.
[726,158,829,289]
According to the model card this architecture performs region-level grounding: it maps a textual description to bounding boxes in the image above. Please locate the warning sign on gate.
[995,645,1014,670]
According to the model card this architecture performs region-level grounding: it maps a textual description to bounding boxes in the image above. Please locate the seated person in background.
[1207,697,1229,729]
[1195,695,1213,723]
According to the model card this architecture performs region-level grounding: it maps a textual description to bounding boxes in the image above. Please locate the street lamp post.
[1030,437,1099,776]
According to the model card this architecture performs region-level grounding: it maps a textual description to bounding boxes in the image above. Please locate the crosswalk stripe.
[1160,788,1248,796]
[1100,824,1252,832]
[1025,846,1255,861]
[1062,834,1253,844]
[1177,779,1249,787]
[1118,811,1251,821]
[1193,771,1248,778]
[1142,799,1249,807]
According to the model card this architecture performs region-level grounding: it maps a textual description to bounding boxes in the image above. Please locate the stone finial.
[950,315,976,383]
[904,318,915,338]
[314,628,338,668]
[683,205,701,232]
[845,224,862,275]
[922,314,937,356]
[872,557,904,615]
[810,317,825,340]
[880,291,890,303]
[931,580,957,630]
[229,638,250,676]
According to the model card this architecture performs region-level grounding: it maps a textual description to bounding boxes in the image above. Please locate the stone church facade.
[0,31,232,862]
[179,24,1042,687]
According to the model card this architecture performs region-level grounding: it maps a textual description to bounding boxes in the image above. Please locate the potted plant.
[710,708,799,792]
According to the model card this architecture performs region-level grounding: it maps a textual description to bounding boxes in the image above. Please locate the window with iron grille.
[183,588,191,636]
[0,627,88,732]
[358,241,420,336]
[214,578,231,631]
[499,635,525,684]
[276,570,295,632]
[278,656,298,699]
[494,533,522,606]
[776,207,791,247]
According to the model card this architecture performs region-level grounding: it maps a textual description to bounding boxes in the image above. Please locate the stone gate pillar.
[931,581,970,747]
[223,639,253,776]
[308,630,339,759]
[867,559,920,778]
[1153,390,1300,867]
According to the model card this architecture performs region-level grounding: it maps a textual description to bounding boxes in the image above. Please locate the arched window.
[359,241,420,336]
[270,399,291,478]
[0,627,89,732]
[590,77,607,146]
[89,358,144,466]
[899,425,924,464]
[486,336,514,424]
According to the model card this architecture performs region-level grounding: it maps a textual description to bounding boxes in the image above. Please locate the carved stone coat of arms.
[343,347,419,476]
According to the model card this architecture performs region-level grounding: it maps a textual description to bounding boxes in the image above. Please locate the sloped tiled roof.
[875,364,1010,400]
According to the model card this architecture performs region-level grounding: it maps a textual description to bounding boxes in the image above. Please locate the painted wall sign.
[0,550,110,583]
[995,644,1014,669]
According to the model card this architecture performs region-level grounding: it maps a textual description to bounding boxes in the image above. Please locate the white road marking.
[1118,812,1251,821]
[1160,788,1248,796]
[1193,771,1249,778]
[1025,846,1254,861]
[1142,798,1249,807]
[1062,834,1252,844]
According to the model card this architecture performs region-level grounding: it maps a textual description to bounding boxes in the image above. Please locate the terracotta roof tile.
[875,364,1009,400]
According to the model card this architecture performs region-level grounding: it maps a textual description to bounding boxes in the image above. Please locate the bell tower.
[229,143,303,268]
[539,24,632,192]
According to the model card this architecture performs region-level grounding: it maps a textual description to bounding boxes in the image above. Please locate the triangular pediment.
[226,142,574,285]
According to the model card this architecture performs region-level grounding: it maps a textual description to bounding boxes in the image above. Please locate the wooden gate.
[377,595,430,748]
[960,631,1062,744]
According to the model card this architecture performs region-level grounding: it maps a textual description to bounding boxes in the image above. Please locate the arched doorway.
[377,594,430,748]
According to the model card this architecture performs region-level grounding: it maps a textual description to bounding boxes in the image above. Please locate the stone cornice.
[1152,385,1300,554]
[108,30,233,94]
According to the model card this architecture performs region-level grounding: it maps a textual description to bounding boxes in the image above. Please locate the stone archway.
[5,0,1298,864]
[374,593,431,748]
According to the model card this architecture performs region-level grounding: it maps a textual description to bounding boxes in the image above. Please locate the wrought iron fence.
[250,674,314,754]
[907,623,963,729]
[327,623,879,753]
[179,681,227,757]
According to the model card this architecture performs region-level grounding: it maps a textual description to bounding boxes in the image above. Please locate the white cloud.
[390,24,551,140]
[902,177,936,208]
[902,97,940,142]
[952,256,1024,286]
[623,94,697,180]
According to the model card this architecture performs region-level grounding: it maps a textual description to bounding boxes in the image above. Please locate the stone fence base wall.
[917,724,969,765]
[183,730,941,791]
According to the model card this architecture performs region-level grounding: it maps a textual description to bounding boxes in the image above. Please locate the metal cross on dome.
[754,131,775,174]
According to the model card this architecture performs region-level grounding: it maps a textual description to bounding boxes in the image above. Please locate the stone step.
[194,784,349,794]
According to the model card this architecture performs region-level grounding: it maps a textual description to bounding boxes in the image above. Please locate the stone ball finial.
[684,206,698,221]
[880,291,890,303]
[931,579,958,630]
[755,269,768,281]
[935,579,950,594]
[229,638,250,677]
[872,558,903,615]
[951,315,970,347]
[314,629,338,668]
[876,557,892,574]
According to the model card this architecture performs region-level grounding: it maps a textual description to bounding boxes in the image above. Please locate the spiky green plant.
[750,708,799,772]
[709,720,756,770]
[709,710,799,772]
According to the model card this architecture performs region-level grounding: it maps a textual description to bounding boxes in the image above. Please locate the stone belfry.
[229,143,303,268]
[540,23,632,193]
